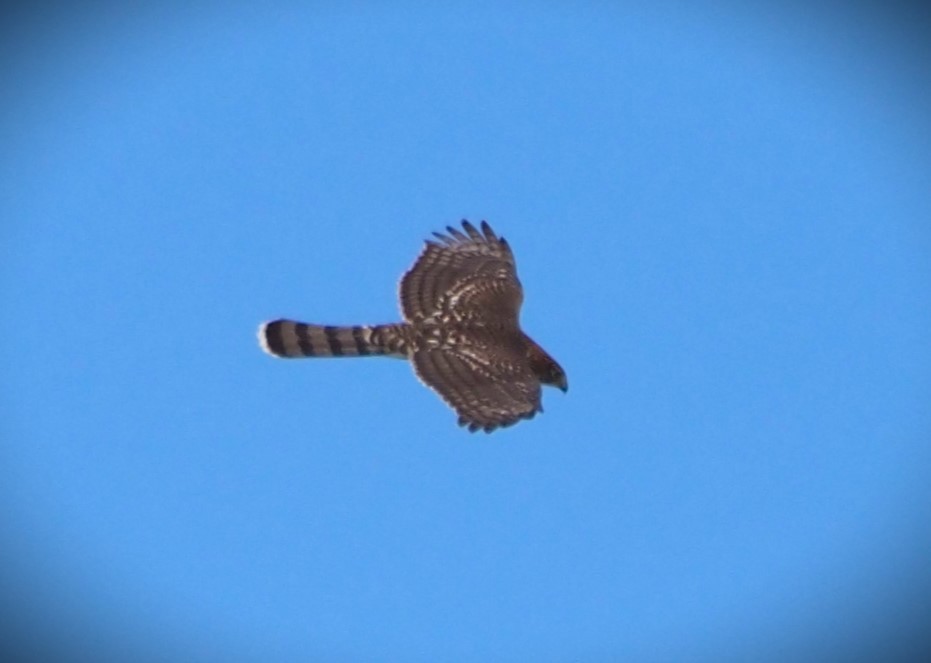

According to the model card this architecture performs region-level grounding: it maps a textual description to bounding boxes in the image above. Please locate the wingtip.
[458,415,498,434]
[429,230,456,247]
[446,224,468,241]
[434,220,500,246]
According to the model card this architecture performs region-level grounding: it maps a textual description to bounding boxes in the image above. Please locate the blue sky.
[2,2,930,661]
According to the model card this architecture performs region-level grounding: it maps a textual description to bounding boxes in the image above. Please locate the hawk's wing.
[399,220,522,325]
[411,346,542,433]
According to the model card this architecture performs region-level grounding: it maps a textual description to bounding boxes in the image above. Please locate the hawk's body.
[259,220,566,432]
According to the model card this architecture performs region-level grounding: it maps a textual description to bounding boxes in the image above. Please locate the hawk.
[258,220,567,432]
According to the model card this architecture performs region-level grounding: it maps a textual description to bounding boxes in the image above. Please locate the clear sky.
[2,2,931,661]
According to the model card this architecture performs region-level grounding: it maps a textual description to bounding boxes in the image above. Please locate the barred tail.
[258,320,410,358]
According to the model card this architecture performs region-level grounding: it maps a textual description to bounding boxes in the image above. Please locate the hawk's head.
[540,358,568,393]
[525,336,568,393]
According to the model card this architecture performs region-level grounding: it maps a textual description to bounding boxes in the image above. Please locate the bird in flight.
[258,220,567,432]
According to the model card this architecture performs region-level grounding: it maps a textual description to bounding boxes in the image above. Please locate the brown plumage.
[258,220,567,433]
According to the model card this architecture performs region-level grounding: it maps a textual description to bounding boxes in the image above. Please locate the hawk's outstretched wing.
[399,220,522,326]
[411,347,542,432]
